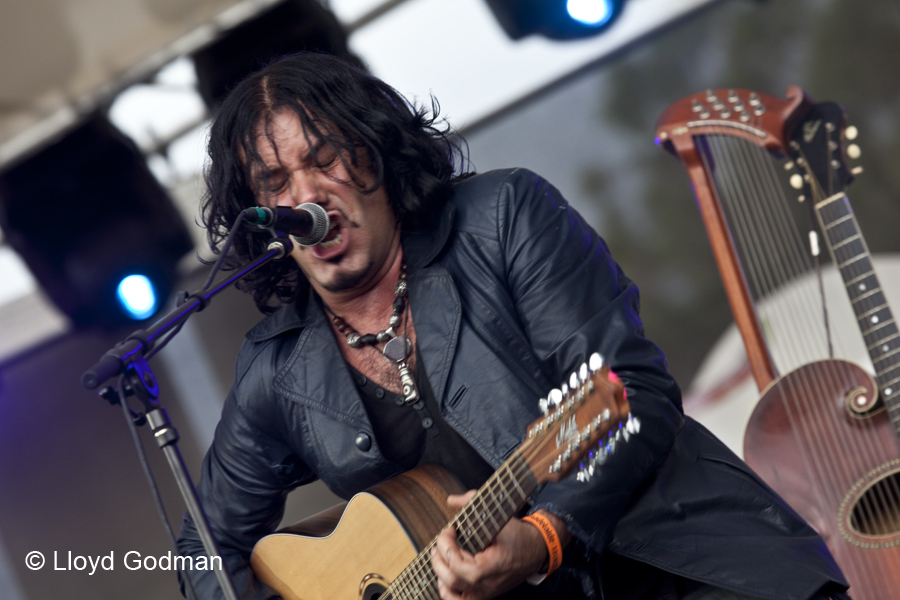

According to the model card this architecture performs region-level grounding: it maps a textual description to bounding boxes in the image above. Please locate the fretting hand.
[430,491,570,600]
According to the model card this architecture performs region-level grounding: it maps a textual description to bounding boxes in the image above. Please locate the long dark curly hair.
[202,52,470,313]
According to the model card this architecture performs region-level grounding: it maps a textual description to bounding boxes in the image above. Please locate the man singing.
[177,52,848,600]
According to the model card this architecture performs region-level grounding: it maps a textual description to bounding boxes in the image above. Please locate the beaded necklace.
[327,265,418,404]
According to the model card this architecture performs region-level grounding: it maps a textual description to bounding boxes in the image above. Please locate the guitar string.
[728,129,816,368]
[701,134,850,588]
[822,198,900,538]
[385,432,535,597]
[387,444,541,598]
[703,134,808,371]
[792,145,900,549]
[385,390,623,598]
[392,433,573,598]
[722,133,830,369]
[704,132,899,595]
[708,135,889,594]
[711,135,867,544]
[718,135,894,593]
[731,135,893,558]
[739,133,835,366]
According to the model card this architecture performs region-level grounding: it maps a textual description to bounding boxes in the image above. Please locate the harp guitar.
[656,87,900,598]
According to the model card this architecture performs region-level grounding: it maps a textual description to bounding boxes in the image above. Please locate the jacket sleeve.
[495,169,684,554]
[176,341,316,600]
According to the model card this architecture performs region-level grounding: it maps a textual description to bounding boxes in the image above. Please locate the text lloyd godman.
[53,551,221,574]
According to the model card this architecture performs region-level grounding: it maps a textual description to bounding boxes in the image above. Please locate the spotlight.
[484,0,627,40]
[117,275,158,320]
[567,0,615,26]
[0,114,192,329]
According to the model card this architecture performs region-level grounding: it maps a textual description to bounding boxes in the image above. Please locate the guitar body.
[251,464,463,600]
[249,363,630,600]
[745,359,900,598]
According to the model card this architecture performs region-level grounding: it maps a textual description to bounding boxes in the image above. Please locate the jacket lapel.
[272,297,371,429]
[408,265,461,410]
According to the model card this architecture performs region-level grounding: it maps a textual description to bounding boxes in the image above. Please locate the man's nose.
[270,173,320,208]
[287,173,323,207]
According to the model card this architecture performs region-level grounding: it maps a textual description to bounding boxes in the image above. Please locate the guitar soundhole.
[850,472,900,537]
[363,585,386,600]
[359,574,389,600]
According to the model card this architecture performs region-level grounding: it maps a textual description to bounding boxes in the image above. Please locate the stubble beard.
[319,258,376,294]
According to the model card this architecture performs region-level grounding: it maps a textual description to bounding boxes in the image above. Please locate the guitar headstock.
[787,102,861,203]
[523,353,633,485]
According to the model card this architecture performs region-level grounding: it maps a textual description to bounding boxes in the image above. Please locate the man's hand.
[430,491,570,600]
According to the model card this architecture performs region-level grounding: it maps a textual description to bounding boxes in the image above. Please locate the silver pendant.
[398,361,418,404]
[383,335,411,363]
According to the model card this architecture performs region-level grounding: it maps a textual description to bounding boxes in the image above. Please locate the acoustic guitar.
[250,354,633,600]
[656,88,900,598]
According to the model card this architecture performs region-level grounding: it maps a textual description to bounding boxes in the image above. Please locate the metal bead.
[346,333,362,348]
[395,280,408,298]
[389,313,401,328]
[376,330,391,343]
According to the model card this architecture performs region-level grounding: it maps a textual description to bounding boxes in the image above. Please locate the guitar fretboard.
[385,452,537,600]
[815,193,900,427]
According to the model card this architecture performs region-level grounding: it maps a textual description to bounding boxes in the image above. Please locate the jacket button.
[355,433,372,451]
[421,417,434,429]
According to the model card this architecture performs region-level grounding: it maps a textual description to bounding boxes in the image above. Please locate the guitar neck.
[386,449,538,598]
[814,192,900,422]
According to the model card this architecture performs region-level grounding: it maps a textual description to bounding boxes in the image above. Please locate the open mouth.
[319,219,341,249]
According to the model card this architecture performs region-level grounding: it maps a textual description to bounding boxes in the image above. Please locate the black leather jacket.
[178,169,846,599]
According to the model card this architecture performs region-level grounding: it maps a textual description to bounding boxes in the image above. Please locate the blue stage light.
[567,0,614,26]
[485,0,626,41]
[116,275,158,320]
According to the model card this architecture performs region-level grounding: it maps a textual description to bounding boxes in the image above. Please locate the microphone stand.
[82,236,294,600]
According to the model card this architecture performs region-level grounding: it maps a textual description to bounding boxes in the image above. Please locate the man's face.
[252,110,400,296]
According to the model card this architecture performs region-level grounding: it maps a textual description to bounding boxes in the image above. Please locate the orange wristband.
[522,513,563,576]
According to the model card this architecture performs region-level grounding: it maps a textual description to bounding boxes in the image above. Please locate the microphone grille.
[291,203,330,246]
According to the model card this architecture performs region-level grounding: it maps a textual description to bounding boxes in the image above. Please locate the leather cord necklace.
[327,265,419,404]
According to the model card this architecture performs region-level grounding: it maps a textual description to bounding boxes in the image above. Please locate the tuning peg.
[790,174,804,189]
[578,363,589,383]
[851,166,864,176]
[627,414,641,434]
[845,125,858,140]
[569,372,580,390]
[548,388,563,406]
[784,161,794,171]
[847,144,861,159]
[561,383,569,398]
[589,353,603,372]
[538,397,550,416]
[592,445,608,466]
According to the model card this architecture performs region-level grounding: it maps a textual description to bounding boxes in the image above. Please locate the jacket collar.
[245,200,455,343]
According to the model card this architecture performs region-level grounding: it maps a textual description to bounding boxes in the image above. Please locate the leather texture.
[177,169,847,600]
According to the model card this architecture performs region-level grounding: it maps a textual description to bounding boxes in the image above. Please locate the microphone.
[243,204,330,246]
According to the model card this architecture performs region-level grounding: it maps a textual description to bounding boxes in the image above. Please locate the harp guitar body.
[657,87,900,598]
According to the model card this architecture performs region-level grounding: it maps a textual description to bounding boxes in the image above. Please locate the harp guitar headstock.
[655,86,813,157]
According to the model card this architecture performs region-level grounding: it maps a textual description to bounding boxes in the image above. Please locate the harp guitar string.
[697,131,900,595]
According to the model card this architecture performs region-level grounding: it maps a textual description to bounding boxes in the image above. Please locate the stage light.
[484,0,627,40]
[0,114,192,329]
[567,0,614,26]
[117,275,157,320]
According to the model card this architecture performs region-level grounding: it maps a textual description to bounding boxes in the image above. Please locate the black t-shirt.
[348,350,494,491]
